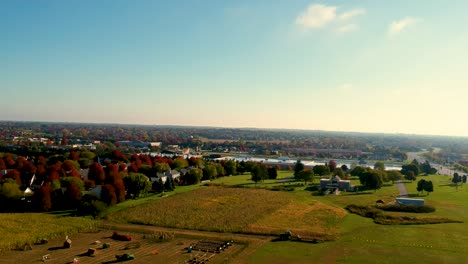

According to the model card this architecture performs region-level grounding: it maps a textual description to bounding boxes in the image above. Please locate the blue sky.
[1,1,467,136]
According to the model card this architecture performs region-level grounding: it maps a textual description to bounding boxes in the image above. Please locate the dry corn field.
[108,186,347,239]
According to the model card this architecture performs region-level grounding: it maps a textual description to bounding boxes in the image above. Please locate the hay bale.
[63,239,72,248]
[87,248,97,257]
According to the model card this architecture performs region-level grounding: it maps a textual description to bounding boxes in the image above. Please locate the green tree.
[224,160,238,176]
[123,173,152,198]
[296,170,314,185]
[153,162,171,173]
[374,161,385,171]
[267,167,278,179]
[203,164,218,180]
[187,168,203,185]
[417,179,426,194]
[293,160,304,177]
[313,165,331,176]
[251,164,268,186]
[386,170,403,183]
[424,180,434,195]
[359,170,383,192]
[332,167,345,178]
[172,157,189,170]
[401,164,420,178]
[0,179,22,203]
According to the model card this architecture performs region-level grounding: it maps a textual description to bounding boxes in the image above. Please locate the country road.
[406,151,465,177]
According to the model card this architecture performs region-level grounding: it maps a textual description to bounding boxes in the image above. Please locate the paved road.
[407,151,465,176]
[395,180,408,197]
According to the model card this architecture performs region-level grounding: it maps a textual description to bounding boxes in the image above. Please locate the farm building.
[396,198,425,206]
[320,176,353,191]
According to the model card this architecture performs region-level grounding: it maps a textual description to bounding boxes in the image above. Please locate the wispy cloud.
[338,9,366,21]
[388,17,418,36]
[336,24,359,33]
[296,4,365,33]
[296,4,337,29]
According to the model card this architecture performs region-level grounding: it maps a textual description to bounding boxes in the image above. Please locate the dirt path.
[396,180,408,197]
[0,222,274,264]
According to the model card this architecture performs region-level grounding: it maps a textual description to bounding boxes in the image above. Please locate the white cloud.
[338,9,366,21]
[295,4,337,29]
[295,4,365,33]
[336,24,358,33]
[388,17,417,36]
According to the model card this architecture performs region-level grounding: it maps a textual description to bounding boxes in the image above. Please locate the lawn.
[251,175,468,264]
[0,213,97,252]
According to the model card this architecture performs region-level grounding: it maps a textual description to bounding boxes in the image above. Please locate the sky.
[1,0,468,137]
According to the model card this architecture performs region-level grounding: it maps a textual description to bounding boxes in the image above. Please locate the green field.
[0,213,97,252]
[249,175,468,264]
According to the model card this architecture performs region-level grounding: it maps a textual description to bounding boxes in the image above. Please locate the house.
[320,176,353,191]
[396,198,425,206]
[89,185,103,199]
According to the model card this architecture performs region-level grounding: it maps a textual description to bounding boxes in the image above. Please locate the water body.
[216,156,403,171]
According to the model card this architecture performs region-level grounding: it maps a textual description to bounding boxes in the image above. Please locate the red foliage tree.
[5,169,21,185]
[84,179,96,190]
[37,156,47,166]
[61,136,68,145]
[4,154,16,169]
[34,183,53,211]
[127,162,139,173]
[101,184,117,206]
[113,179,126,203]
[70,151,80,161]
[65,182,82,208]
[118,163,127,172]
[0,159,6,170]
[111,149,128,162]
[88,162,105,184]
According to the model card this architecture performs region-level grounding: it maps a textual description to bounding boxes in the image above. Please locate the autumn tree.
[88,162,105,184]
[65,182,82,208]
[101,184,117,206]
[33,183,53,211]
[328,160,337,171]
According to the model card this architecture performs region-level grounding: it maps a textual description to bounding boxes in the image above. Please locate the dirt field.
[0,223,272,264]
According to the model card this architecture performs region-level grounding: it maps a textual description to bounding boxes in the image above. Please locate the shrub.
[377,204,435,213]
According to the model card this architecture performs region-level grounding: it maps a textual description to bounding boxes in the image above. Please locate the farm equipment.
[278,230,319,243]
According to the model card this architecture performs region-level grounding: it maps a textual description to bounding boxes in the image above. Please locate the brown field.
[107,186,346,239]
[0,223,271,264]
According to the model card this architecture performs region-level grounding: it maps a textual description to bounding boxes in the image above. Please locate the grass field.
[0,213,97,252]
[250,174,468,264]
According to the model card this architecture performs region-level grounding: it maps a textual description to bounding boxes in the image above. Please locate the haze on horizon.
[1,1,467,137]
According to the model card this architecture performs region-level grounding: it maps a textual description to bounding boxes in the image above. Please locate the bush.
[78,195,108,218]
[377,204,435,213]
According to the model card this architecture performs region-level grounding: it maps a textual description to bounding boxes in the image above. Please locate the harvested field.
[107,186,346,239]
[0,223,270,264]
